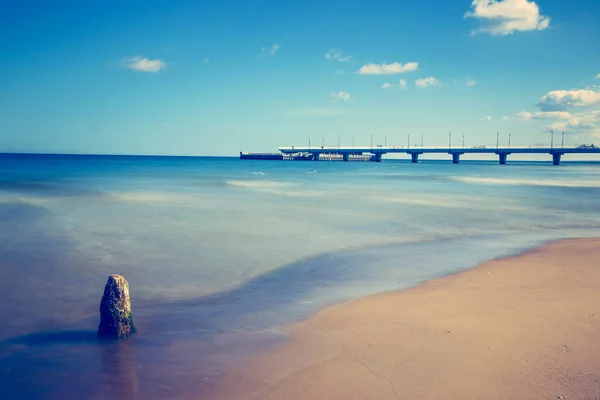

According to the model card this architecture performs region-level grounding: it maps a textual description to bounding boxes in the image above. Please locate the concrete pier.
[498,153,509,165]
[553,153,562,165]
[271,145,600,165]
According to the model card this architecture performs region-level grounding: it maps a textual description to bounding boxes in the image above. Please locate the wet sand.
[203,239,600,400]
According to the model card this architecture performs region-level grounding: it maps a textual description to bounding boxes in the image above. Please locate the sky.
[1,0,600,156]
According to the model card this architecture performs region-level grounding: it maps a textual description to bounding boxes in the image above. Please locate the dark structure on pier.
[273,145,600,165]
[240,152,284,160]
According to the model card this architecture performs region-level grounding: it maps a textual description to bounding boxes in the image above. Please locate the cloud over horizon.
[548,111,600,137]
[537,89,600,111]
[517,89,600,138]
[330,91,351,101]
[518,111,573,120]
[517,87,600,138]
[325,48,352,62]
[261,44,280,55]
[124,56,166,72]
[464,0,550,36]
[381,79,407,89]
[359,62,419,75]
[415,76,440,88]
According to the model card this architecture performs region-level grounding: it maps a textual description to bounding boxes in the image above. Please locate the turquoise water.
[0,154,599,399]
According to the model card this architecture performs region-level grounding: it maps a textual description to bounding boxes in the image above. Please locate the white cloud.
[359,62,419,75]
[330,91,351,101]
[262,44,280,55]
[486,116,493,121]
[464,0,550,36]
[203,58,210,63]
[502,116,511,121]
[325,48,352,62]
[518,111,572,120]
[466,79,477,86]
[521,86,600,139]
[517,111,532,119]
[537,89,600,111]
[548,110,600,138]
[381,80,407,89]
[125,56,166,72]
[415,76,440,88]
[291,107,347,117]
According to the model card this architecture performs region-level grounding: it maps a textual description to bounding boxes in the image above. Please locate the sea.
[0,154,599,399]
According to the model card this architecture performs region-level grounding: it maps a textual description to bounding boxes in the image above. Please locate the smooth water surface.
[1,154,599,399]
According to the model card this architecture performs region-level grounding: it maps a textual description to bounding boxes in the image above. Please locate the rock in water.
[98,274,136,340]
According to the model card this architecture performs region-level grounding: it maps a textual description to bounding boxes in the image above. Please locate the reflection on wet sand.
[100,340,139,400]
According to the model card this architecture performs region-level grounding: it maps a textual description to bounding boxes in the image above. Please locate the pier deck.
[275,145,600,165]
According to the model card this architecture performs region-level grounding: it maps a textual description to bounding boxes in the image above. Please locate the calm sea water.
[1,154,599,399]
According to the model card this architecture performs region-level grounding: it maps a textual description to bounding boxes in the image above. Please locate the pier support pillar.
[373,153,382,163]
[552,153,562,166]
[452,153,461,164]
[498,153,508,165]
[411,153,419,163]
[342,153,349,162]
[312,153,319,161]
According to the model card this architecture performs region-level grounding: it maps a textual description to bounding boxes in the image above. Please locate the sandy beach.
[203,238,600,400]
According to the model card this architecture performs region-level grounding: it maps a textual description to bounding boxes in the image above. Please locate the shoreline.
[202,238,600,400]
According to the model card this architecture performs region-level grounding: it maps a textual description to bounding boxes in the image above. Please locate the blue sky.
[1,0,600,155]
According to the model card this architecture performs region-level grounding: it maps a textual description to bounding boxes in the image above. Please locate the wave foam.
[111,192,191,202]
[453,176,600,188]
[226,179,323,198]
[369,194,528,212]
[226,180,290,190]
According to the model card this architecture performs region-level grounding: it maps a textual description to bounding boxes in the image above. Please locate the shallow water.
[0,154,599,399]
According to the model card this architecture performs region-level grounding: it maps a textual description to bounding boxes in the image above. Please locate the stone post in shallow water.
[98,274,136,340]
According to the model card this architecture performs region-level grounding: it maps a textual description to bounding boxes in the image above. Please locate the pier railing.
[270,143,600,165]
[279,145,594,151]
